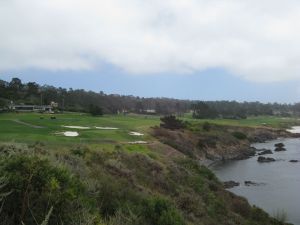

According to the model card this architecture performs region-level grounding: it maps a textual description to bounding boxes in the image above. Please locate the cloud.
[1,0,300,82]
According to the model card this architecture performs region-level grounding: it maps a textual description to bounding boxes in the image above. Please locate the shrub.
[89,104,103,116]
[143,196,185,225]
[232,131,247,140]
[202,122,211,131]
[251,206,269,222]
[231,196,251,218]
[197,140,206,149]
[95,175,138,219]
[71,145,89,157]
[160,115,185,130]
[0,154,91,225]
[206,192,227,218]
[273,209,287,223]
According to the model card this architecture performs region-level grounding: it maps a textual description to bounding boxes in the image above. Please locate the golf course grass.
[0,112,160,146]
[183,113,300,128]
[0,112,298,148]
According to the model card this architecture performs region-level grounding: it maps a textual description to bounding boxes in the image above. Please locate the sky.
[1,0,300,103]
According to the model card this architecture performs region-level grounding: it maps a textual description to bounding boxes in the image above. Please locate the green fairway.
[0,112,160,145]
[1,112,299,147]
[182,113,300,128]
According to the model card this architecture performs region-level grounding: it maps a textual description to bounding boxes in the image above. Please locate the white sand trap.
[287,126,300,133]
[95,126,119,130]
[128,141,148,144]
[63,131,79,137]
[62,125,91,129]
[129,132,144,136]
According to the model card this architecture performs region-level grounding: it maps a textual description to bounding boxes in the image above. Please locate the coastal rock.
[274,147,287,152]
[274,143,285,148]
[231,147,256,160]
[289,160,299,163]
[274,143,287,152]
[258,149,273,155]
[244,181,266,186]
[223,180,240,189]
[257,156,276,162]
[248,130,278,143]
[244,181,257,186]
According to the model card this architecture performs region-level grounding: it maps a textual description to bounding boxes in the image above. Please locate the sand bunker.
[62,125,91,129]
[95,126,119,130]
[129,132,144,136]
[63,131,79,137]
[128,141,148,144]
[287,126,300,134]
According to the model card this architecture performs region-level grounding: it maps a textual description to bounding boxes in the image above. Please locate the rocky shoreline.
[152,124,300,164]
[209,127,300,162]
[200,128,300,173]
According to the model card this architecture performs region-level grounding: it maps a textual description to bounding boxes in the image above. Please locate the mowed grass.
[1,112,298,148]
[182,114,300,128]
[0,112,160,145]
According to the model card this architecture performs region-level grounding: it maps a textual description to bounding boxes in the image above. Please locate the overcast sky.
[1,0,300,102]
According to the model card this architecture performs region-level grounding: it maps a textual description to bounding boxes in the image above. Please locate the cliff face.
[151,124,293,161]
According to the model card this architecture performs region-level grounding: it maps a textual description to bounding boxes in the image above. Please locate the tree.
[8,78,23,100]
[89,104,103,116]
[26,82,39,96]
[0,80,8,98]
[160,115,185,130]
[135,101,144,113]
[9,77,22,90]
[192,102,218,119]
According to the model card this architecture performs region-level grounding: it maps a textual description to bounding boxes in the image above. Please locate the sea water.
[212,137,300,225]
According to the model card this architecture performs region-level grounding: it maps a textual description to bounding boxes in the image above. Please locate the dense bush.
[160,115,185,130]
[232,131,247,140]
[202,122,211,131]
[0,153,95,225]
[89,104,104,116]
[143,196,185,225]
[0,143,289,225]
[95,175,139,219]
[70,145,89,157]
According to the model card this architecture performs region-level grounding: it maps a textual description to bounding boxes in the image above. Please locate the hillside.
[152,121,297,162]
[0,112,296,225]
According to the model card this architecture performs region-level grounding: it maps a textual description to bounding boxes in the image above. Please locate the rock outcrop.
[244,180,266,186]
[223,180,240,189]
[257,156,276,162]
[257,149,273,155]
[274,143,287,152]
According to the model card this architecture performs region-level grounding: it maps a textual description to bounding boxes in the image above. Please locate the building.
[143,109,156,114]
[50,101,58,108]
[12,105,53,113]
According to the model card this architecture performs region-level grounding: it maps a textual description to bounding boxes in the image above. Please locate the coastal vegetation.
[0,111,297,224]
[0,78,299,224]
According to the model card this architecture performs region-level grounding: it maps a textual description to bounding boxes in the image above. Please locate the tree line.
[1,77,300,118]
